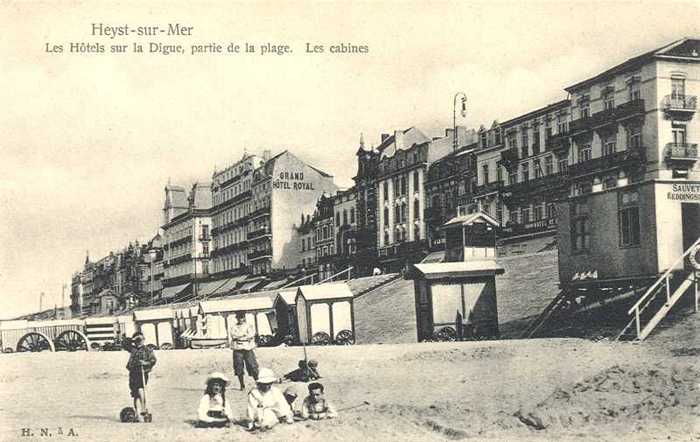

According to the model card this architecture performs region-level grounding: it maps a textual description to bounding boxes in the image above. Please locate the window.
[603,136,617,156]
[672,123,687,145]
[534,159,542,179]
[343,210,348,225]
[384,232,389,245]
[510,209,519,224]
[495,128,502,145]
[619,191,640,247]
[534,204,544,221]
[480,131,487,147]
[580,99,590,118]
[521,129,529,153]
[571,201,590,252]
[545,156,554,175]
[578,144,592,162]
[671,78,686,98]
[383,182,388,200]
[350,208,355,223]
[628,81,640,101]
[384,207,389,226]
[400,176,407,195]
[301,238,306,252]
[203,243,209,256]
[413,170,419,191]
[480,164,489,185]
[401,204,407,223]
[496,201,503,224]
[395,205,400,223]
[509,171,517,185]
[335,213,340,227]
[323,226,328,239]
[546,203,556,220]
[557,115,568,134]
[496,166,503,183]
[604,176,617,190]
[558,159,569,174]
[394,177,399,197]
[627,126,642,149]
[532,128,540,155]
[414,200,420,220]
[521,162,530,182]
[521,206,530,223]
[603,88,615,110]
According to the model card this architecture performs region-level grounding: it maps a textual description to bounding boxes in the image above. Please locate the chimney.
[381,133,390,143]
[263,149,271,161]
[394,130,404,151]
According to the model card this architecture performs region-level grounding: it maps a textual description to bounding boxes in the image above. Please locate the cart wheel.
[3,347,13,354]
[90,342,103,351]
[55,330,89,352]
[147,344,158,351]
[16,332,54,352]
[334,329,355,345]
[435,326,456,342]
[255,335,274,347]
[160,343,172,351]
[311,332,331,346]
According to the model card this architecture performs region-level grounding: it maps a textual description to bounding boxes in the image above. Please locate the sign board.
[667,183,700,201]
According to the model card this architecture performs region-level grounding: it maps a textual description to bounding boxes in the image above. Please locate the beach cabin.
[295,283,355,345]
[84,316,119,348]
[133,308,175,349]
[408,211,504,342]
[273,289,299,343]
[198,294,276,343]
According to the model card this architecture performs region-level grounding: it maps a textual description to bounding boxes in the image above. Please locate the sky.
[1,0,698,318]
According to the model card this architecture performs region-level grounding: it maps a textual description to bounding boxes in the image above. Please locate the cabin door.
[681,203,700,270]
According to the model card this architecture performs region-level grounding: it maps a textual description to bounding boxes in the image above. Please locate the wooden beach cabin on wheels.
[295,283,356,345]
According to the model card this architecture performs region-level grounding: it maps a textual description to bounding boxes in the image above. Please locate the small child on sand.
[197,372,233,428]
[247,368,294,431]
[300,382,337,420]
[281,359,322,383]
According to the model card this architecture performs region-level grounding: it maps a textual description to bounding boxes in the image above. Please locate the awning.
[238,280,265,293]
[195,279,231,298]
[421,251,446,264]
[297,282,354,302]
[262,279,289,290]
[160,283,191,300]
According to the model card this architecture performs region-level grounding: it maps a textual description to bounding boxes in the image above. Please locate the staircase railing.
[318,266,354,284]
[618,236,700,341]
[279,272,318,289]
[520,290,568,338]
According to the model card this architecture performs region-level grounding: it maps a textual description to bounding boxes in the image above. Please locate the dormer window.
[603,85,615,110]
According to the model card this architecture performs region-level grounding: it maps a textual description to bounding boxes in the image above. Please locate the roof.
[134,308,174,322]
[442,212,500,229]
[500,99,571,128]
[160,283,191,301]
[199,295,274,314]
[274,288,302,306]
[410,261,505,279]
[308,164,333,178]
[296,282,354,301]
[84,316,118,325]
[565,38,700,92]
[262,279,290,291]
[190,182,213,210]
[421,251,446,264]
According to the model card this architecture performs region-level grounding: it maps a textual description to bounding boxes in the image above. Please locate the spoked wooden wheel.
[334,329,355,345]
[54,330,89,351]
[16,332,55,352]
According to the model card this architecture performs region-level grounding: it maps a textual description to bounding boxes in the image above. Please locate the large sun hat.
[283,386,298,398]
[256,367,277,384]
[206,372,230,386]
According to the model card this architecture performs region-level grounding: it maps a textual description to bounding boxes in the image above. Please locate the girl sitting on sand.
[197,372,233,428]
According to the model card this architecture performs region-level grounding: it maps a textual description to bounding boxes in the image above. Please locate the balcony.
[424,206,445,222]
[499,148,519,171]
[665,143,698,165]
[198,234,211,242]
[568,149,645,179]
[662,95,697,119]
[474,180,503,197]
[546,133,571,157]
[248,206,271,220]
[615,99,645,121]
[247,228,271,240]
[501,172,569,203]
[248,249,272,261]
[500,217,557,237]
[569,115,594,134]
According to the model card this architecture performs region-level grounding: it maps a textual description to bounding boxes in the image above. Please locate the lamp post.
[453,92,467,151]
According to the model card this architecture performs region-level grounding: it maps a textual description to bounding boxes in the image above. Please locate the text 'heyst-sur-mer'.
[90,23,194,38]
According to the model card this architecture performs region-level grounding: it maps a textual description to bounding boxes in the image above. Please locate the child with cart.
[124,332,157,422]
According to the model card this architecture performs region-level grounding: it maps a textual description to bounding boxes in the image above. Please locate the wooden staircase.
[520,290,569,338]
[616,238,700,342]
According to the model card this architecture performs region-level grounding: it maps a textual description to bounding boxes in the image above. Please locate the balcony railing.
[665,143,698,162]
[474,180,503,196]
[248,249,272,260]
[568,149,644,178]
[500,217,557,237]
[248,206,271,220]
[569,114,593,134]
[247,228,271,240]
[198,234,211,241]
[499,148,519,170]
[378,240,427,258]
[615,99,645,120]
[501,171,569,197]
[662,95,697,113]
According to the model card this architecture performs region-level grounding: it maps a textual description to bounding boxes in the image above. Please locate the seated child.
[247,368,294,431]
[282,386,302,418]
[197,372,233,428]
[300,382,337,420]
[281,359,321,383]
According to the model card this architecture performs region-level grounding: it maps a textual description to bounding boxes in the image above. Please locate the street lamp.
[453,92,467,151]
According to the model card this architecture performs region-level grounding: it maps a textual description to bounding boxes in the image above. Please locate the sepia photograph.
[1,1,699,440]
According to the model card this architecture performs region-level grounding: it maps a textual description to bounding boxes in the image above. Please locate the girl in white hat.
[197,372,233,428]
[246,367,294,431]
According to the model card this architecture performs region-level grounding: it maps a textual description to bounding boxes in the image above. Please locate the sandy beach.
[1,312,698,442]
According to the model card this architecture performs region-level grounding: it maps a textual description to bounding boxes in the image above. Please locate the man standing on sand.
[228,311,259,390]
